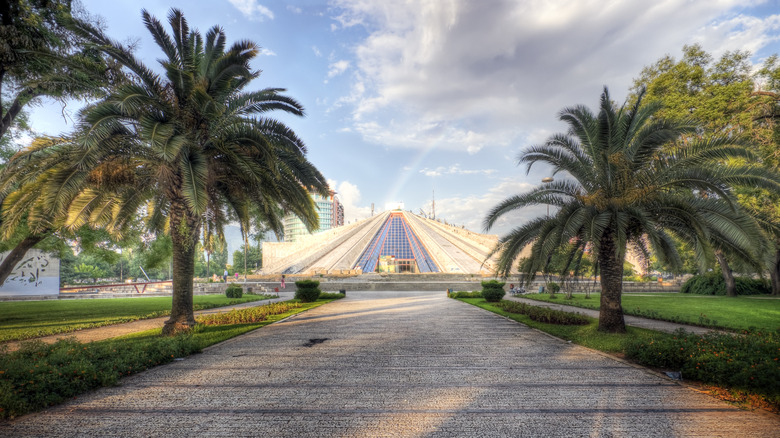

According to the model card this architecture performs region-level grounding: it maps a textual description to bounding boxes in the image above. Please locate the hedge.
[681,273,770,295]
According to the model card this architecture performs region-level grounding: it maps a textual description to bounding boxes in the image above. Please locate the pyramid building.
[262,210,501,275]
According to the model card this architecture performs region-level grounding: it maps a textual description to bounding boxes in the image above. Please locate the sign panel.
[0,249,60,296]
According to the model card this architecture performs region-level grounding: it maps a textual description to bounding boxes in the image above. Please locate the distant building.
[335,201,344,228]
[283,191,344,242]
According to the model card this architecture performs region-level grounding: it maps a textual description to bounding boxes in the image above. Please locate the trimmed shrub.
[625,329,780,403]
[496,301,590,325]
[481,280,506,302]
[449,291,483,299]
[681,273,770,295]
[547,282,561,294]
[319,292,346,300]
[294,280,321,302]
[225,284,243,298]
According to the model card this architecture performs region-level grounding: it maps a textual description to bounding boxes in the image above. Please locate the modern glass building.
[283,191,344,242]
[354,212,439,273]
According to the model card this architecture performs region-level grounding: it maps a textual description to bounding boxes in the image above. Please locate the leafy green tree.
[209,244,228,279]
[484,87,779,332]
[137,235,172,279]
[194,243,207,278]
[200,221,227,279]
[0,0,119,284]
[1,9,327,334]
[0,0,113,139]
[233,243,261,274]
[73,262,105,283]
[633,44,780,295]
[0,109,30,163]
[750,56,780,295]
[200,215,224,278]
[56,227,138,285]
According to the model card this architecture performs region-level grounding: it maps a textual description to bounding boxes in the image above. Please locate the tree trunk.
[771,248,780,297]
[162,199,201,335]
[715,251,736,297]
[597,229,626,333]
[0,234,45,286]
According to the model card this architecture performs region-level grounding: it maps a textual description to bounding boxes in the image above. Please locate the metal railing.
[59,281,172,294]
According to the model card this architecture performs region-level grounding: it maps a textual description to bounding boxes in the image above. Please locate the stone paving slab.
[1,291,778,437]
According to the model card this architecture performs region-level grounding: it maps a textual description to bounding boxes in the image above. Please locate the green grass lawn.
[459,298,658,353]
[519,292,780,331]
[0,294,274,343]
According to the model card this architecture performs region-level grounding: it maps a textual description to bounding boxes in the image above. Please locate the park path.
[1,291,778,437]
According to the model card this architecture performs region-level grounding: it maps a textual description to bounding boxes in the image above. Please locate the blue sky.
[27,0,780,244]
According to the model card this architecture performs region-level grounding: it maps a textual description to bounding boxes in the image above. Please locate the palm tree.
[1,9,327,334]
[484,87,780,333]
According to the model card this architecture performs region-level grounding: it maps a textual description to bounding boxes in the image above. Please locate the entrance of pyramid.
[377,256,418,273]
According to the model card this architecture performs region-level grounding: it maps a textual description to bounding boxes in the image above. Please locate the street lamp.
[542,177,554,216]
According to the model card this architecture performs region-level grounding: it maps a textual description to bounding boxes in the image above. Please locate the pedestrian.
[223,268,228,283]
[281,274,286,290]
[235,272,239,281]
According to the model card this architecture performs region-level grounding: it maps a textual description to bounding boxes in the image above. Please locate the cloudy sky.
[28,0,780,239]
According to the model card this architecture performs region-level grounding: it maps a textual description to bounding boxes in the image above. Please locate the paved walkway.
[1,291,777,437]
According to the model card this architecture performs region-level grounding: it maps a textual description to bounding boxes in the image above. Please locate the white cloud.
[227,0,274,21]
[287,5,302,14]
[258,47,276,56]
[327,59,350,78]
[351,115,515,152]
[328,179,373,224]
[329,0,780,155]
[419,164,496,177]
[433,179,541,235]
[312,46,322,57]
[697,12,780,55]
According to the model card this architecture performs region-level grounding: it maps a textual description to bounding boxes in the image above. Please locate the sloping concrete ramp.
[263,211,501,275]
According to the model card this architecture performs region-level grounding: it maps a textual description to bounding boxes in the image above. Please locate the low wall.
[311,281,481,293]
[0,276,681,301]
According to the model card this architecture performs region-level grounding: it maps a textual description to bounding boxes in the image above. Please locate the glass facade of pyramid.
[354,212,439,273]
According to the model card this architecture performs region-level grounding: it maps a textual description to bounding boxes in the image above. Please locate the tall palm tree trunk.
[597,229,626,333]
[771,247,780,297]
[162,199,201,335]
[715,251,737,297]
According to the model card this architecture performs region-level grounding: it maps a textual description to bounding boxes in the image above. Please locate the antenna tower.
[432,188,435,220]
